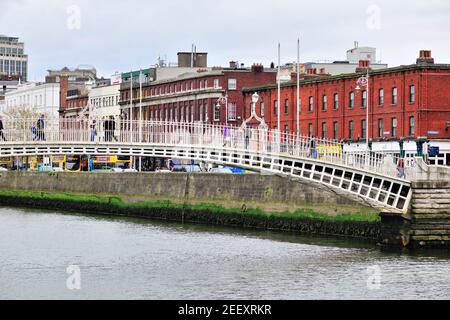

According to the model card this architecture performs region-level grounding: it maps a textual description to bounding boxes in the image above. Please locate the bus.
[91,156,131,172]
[0,157,13,170]
[51,155,66,171]
[65,155,89,172]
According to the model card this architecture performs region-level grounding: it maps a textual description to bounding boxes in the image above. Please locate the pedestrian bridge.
[0,118,414,214]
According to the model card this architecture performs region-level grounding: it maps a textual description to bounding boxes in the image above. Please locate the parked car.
[209,167,233,174]
[0,167,8,172]
[171,164,203,173]
[123,168,138,173]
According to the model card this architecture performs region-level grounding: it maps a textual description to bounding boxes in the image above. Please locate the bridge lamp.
[251,92,259,116]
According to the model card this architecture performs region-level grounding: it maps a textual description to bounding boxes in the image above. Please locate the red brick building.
[119,64,277,125]
[243,51,450,142]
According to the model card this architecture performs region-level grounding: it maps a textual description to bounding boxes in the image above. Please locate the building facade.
[88,84,121,119]
[119,64,277,125]
[2,81,60,118]
[243,51,450,164]
[0,35,28,82]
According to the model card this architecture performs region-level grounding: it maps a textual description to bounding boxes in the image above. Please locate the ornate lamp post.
[355,68,370,150]
[216,92,228,126]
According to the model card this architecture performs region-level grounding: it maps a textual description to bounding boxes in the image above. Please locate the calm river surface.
[0,206,449,300]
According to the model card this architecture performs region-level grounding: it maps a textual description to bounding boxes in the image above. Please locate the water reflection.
[0,206,449,300]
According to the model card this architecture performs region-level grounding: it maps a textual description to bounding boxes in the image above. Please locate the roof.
[242,63,450,93]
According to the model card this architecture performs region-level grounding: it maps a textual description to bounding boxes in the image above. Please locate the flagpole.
[277,43,281,132]
[296,38,300,138]
[139,69,143,172]
[130,71,133,143]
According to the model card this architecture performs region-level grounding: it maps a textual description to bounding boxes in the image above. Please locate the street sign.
[427,131,440,135]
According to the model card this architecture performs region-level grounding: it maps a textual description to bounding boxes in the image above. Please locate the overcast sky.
[1,0,449,81]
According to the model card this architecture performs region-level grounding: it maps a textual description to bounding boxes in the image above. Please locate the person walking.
[90,120,97,142]
[109,116,117,142]
[37,114,45,141]
[0,116,7,141]
[397,157,406,179]
[103,117,111,142]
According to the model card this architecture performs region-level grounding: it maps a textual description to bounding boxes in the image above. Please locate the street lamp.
[216,92,228,126]
[355,69,370,150]
[251,92,259,116]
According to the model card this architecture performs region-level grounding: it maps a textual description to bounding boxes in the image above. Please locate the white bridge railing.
[0,117,408,180]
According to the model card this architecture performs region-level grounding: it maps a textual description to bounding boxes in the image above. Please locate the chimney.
[306,68,317,75]
[229,61,238,69]
[416,50,434,65]
[251,63,264,73]
[319,68,327,75]
[59,76,68,110]
[356,60,371,73]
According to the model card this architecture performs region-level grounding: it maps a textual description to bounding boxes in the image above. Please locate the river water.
[0,207,449,300]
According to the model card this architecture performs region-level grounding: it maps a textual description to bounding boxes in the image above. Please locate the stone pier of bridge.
[381,161,450,248]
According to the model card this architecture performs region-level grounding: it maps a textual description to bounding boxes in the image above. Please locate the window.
[379,88,384,106]
[260,101,265,117]
[228,103,237,121]
[274,100,278,116]
[322,95,327,112]
[284,99,289,115]
[333,93,339,110]
[333,122,338,140]
[349,121,354,140]
[284,125,289,137]
[361,90,367,108]
[308,123,313,137]
[361,119,366,139]
[392,87,398,105]
[214,104,220,121]
[349,92,354,108]
[409,116,415,136]
[204,80,208,88]
[228,79,237,90]
[409,85,415,103]
[392,117,397,137]
[321,122,327,139]
[308,96,313,112]
[378,119,383,138]
[213,79,219,89]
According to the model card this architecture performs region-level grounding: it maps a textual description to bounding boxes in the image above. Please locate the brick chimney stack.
[356,60,371,73]
[416,50,434,65]
[59,76,68,111]
[251,63,264,73]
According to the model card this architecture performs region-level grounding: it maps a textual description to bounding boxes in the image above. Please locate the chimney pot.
[417,50,434,65]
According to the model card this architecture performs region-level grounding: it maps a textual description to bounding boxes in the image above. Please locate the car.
[171,165,203,173]
[209,167,233,174]
[0,167,8,172]
[123,168,138,173]
[110,167,124,173]
[155,168,171,173]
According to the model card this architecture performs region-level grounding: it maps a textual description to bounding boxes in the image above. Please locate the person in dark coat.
[0,116,6,141]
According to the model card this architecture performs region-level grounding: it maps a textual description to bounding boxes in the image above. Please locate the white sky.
[1,0,449,81]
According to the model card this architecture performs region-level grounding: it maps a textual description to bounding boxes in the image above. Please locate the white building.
[302,42,388,76]
[88,83,121,119]
[0,35,28,82]
[2,82,60,118]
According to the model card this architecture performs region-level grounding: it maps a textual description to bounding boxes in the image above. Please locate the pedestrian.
[104,117,111,142]
[397,158,406,179]
[37,114,45,141]
[90,120,97,142]
[109,116,117,142]
[0,116,7,141]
